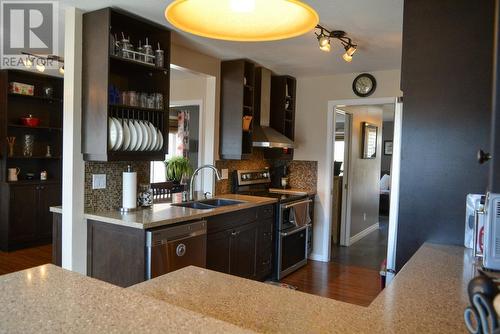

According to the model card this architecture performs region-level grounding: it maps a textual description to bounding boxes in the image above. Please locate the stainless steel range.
[232,169,312,280]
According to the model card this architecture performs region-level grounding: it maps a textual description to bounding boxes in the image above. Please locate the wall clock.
[353,73,377,97]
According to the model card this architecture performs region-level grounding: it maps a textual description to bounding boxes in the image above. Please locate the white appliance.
[482,193,500,270]
[464,194,485,256]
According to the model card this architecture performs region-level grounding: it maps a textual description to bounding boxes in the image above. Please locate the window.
[150,132,180,183]
[334,140,345,175]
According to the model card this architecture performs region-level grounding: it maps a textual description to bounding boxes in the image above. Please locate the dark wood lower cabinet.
[52,212,62,266]
[206,205,275,281]
[87,219,146,288]
[84,204,275,287]
[0,182,61,251]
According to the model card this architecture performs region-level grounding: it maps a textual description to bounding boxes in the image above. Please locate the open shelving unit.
[0,69,63,251]
[82,7,171,161]
[267,75,297,160]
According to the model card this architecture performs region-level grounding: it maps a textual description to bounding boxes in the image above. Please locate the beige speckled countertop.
[0,243,473,333]
[51,194,276,229]
[130,243,474,333]
[0,264,253,333]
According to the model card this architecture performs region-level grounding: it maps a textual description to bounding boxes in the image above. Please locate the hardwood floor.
[0,244,52,275]
[280,260,382,307]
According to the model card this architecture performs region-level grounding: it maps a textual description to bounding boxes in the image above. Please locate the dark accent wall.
[397,0,494,269]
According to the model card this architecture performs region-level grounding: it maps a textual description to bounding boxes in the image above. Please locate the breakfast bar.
[0,243,473,333]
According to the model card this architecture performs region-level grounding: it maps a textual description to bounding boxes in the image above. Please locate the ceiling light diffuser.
[165,0,319,41]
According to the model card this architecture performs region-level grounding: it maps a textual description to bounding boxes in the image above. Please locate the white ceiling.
[59,0,403,77]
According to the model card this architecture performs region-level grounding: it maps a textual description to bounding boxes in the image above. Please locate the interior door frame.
[326,97,398,260]
[334,109,353,246]
[385,98,403,285]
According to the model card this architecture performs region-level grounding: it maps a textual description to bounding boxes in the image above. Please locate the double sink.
[171,198,246,210]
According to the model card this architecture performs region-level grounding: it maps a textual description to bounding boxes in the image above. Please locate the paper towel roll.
[122,171,137,209]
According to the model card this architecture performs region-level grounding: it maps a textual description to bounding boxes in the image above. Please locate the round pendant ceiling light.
[165,0,319,42]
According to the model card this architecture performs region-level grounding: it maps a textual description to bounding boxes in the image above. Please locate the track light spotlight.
[318,35,331,52]
[342,52,353,63]
[314,25,358,62]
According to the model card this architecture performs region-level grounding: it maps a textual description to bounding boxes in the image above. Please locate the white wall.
[295,70,402,261]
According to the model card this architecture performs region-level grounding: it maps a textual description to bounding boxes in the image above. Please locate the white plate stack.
[108,117,164,151]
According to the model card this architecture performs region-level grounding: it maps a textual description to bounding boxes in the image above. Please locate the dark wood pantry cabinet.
[0,70,63,251]
[82,8,171,161]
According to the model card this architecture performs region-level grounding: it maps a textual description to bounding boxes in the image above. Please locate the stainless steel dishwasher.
[146,220,207,279]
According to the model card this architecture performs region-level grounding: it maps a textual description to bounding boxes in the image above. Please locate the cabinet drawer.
[207,208,258,234]
[257,205,275,220]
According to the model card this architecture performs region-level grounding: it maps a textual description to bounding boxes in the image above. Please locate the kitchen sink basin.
[171,198,246,210]
[171,202,215,210]
[199,198,245,207]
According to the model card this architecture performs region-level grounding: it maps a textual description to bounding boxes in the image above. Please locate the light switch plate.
[92,174,106,189]
[221,169,229,180]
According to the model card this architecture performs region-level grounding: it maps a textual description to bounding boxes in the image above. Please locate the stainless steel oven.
[276,198,312,279]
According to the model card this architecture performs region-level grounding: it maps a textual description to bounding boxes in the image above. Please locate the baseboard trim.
[308,252,328,262]
[349,223,380,245]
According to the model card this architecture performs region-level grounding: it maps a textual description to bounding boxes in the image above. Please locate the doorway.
[330,104,395,274]
[327,97,402,285]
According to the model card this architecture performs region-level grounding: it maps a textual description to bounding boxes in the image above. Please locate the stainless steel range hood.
[253,68,295,149]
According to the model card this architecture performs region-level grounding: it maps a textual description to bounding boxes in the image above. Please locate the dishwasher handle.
[147,220,207,247]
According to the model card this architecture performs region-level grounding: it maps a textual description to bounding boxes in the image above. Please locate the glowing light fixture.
[165,0,319,41]
[315,25,358,62]
[318,35,331,52]
[36,62,45,73]
[59,66,65,75]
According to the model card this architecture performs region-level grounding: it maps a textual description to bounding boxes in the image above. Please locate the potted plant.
[164,156,193,183]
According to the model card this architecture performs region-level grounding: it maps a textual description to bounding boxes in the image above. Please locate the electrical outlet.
[92,174,106,189]
[221,168,229,180]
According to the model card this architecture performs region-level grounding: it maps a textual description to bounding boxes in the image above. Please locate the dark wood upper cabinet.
[265,75,296,160]
[220,59,256,160]
[82,8,171,161]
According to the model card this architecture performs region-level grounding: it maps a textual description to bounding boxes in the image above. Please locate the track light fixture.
[21,52,65,75]
[315,25,357,62]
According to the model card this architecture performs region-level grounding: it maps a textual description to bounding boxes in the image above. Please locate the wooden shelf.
[4,179,62,185]
[8,124,62,131]
[109,104,164,113]
[109,54,168,73]
[8,93,62,103]
[7,156,61,160]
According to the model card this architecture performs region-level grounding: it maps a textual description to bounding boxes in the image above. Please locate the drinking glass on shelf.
[129,91,139,107]
[154,93,163,110]
[121,91,129,105]
[23,134,34,157]
[147,94,156,109]
[140,93,148,108]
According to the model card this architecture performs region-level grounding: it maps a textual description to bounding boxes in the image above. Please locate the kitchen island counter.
[130,243,473,333]
[50,194,276,230]
[0,243,474,333]
[0,264,252,334]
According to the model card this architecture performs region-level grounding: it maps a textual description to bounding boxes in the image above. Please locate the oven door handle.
[280,224,309,237]
[283,199,312,210]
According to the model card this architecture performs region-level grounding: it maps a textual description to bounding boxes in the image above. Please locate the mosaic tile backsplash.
[215,150,318,195]
[215,150,270,194]
[84,161,150,211]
